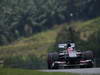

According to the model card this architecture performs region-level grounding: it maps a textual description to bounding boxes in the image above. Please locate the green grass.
[0,26,62,58]
[0,26,62,69]
[71,17,100,51]
[53,17,100,58]
[75,17,100,41]
[0,68,99,75]
[0,68,78,75]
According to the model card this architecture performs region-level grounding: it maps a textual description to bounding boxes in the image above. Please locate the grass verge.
[0,68,78,75]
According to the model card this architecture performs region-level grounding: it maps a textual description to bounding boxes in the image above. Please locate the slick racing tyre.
[47,52,58,69]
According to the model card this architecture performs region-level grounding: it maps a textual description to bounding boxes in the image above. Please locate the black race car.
[47,41,95,69]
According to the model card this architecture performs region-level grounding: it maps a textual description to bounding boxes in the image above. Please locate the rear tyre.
[83,50,95,68]
[83,50,94,59]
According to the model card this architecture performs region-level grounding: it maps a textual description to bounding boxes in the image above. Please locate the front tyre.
[47,52,58,69]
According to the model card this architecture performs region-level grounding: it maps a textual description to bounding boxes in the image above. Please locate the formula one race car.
[47,41,95,69]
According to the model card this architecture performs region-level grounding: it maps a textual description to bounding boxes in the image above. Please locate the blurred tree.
[0,0,99,45]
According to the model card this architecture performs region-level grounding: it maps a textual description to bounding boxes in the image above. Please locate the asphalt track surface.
[41,68,100,74]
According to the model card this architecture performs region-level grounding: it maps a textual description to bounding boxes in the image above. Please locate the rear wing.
[58,44,67,48]
[58,43,75,48]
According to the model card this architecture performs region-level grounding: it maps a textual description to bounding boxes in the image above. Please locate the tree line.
[0,0,99,45]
